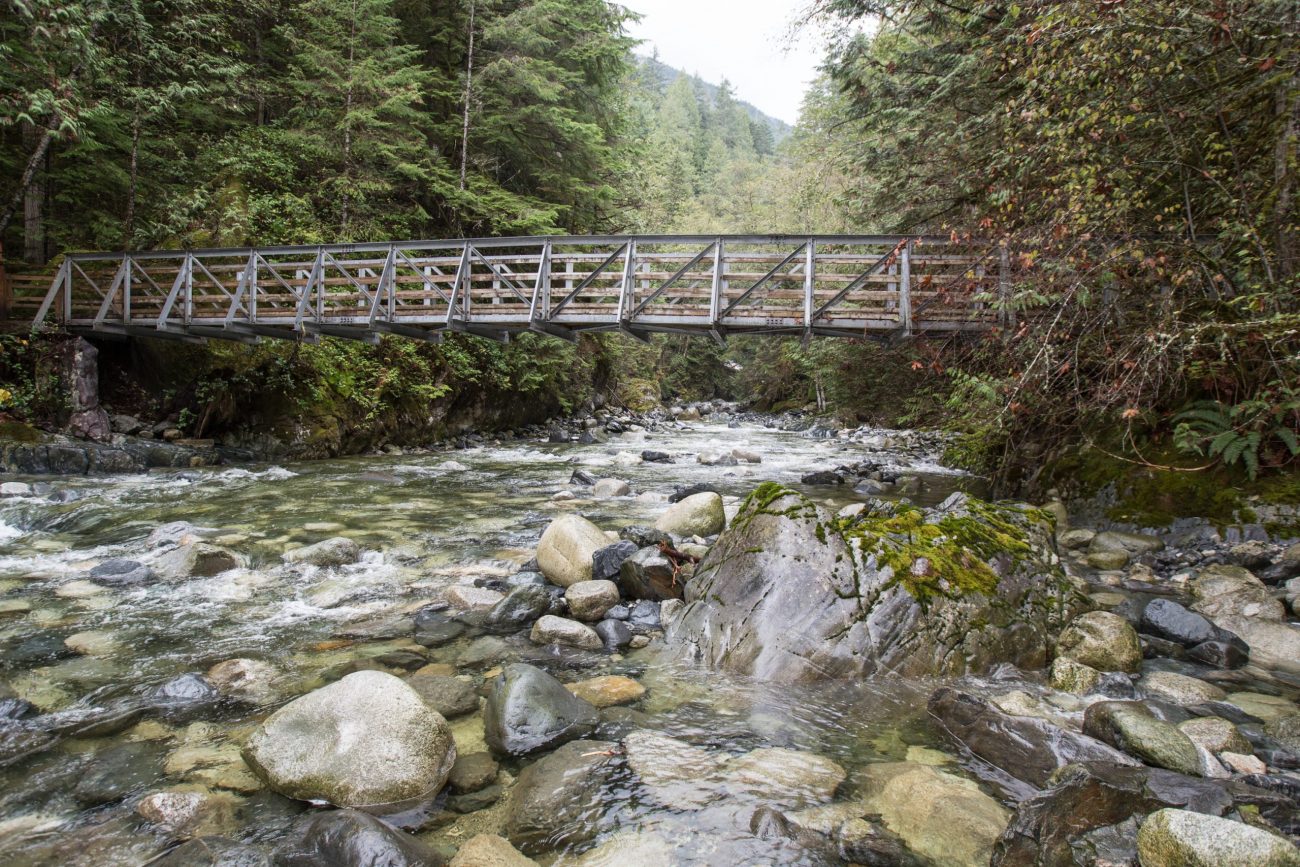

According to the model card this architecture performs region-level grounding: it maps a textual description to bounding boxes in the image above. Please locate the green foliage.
[1173,396,1300,480]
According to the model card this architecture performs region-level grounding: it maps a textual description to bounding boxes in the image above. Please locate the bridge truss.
[9,235,1011,345]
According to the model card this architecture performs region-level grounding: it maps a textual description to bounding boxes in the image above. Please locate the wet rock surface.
[666,487,1082,682]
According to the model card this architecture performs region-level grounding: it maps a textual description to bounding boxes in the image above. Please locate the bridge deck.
[5,235,1010,345]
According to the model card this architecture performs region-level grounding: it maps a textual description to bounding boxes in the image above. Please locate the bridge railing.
[15,235,1008,343]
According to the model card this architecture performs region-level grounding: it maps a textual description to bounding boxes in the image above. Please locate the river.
[0,419,989,865]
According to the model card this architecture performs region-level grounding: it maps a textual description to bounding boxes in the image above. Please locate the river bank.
[0,418,1297,865]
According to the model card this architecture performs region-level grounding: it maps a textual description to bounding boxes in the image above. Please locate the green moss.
[1104,468,1245,528]
[734,483,1042,609]
[838,499,1037,606]
[1255,473,1300,506]
[0,421,44,443]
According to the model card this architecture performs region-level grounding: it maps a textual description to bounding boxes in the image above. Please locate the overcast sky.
[624,0,827,126]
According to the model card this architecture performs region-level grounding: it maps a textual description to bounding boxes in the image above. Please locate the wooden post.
[900,240,912,337]
[803,239,815,329]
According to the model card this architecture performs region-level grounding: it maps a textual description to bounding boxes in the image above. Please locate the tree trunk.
[0,116,58,240]
[340,0,357,234]
[22,121,46,264]
[459,0,476,192]
[125,104,142,249]
[1275,72,1299,280]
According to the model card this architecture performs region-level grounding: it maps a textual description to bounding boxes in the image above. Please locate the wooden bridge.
[5,235,1011,345]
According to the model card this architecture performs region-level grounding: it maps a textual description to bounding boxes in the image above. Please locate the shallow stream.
[0,421,989,865]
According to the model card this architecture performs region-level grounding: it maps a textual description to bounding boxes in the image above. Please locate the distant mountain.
[634,54,793,144]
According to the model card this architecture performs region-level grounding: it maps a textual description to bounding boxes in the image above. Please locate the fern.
[1173,399,1298,480]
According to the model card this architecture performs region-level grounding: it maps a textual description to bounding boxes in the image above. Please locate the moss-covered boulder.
[663,485,1085,682]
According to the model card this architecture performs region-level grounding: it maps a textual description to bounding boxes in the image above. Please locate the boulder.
[414,609,466,647]
[529,615,602,651]
[860,761,1010,867]
[1186,638,1249,670]
[275,809,443,867]
[666,486,1081,682]
[135,789,237,837]
[73,741,165,806]
[640,450,672,464]
[503,739,621,854]
[564,580,619,622]
[483,663,599,756]
[1190,564,1285,623]
[1136,808,1300,867]
[282,537,360,567]
[1056,611,1142,673]
[1083,701,1202,776]
[536,515,609,588]
[242,671,456,810]
[617,547,682,601]
[593,619,632,652]
[928,688,1139,791]
[653,492,725,538]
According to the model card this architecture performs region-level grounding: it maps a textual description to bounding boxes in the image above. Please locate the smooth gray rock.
[276,809,443,867]
[482,585,552,632]
[405,674,478,719]
[928,688,1138,792]
[654,492,725,537]
[483,663,599,757]
[87,558,158,587]
[536,515,610,588]
[529,615,602,651]
[503,739,620,854]
[243,671,456,810]
[565,580,620,622]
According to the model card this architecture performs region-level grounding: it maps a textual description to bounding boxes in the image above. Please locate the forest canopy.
[1,0,1297,485]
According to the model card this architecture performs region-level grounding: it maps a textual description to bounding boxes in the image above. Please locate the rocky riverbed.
[0,409,1298,866]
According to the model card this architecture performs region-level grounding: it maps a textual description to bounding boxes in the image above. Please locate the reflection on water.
[0,422,983,864]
